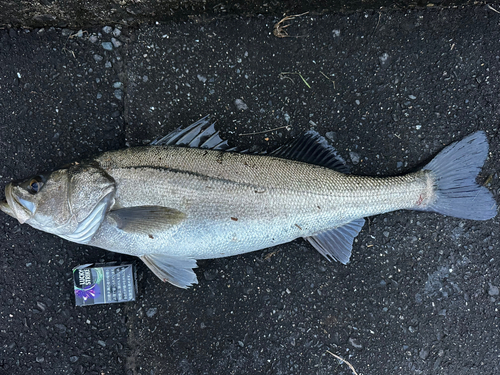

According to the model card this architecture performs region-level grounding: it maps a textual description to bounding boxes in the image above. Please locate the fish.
[1,116,497,288]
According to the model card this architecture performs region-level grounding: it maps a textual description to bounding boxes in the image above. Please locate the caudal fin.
[420,131,497,220]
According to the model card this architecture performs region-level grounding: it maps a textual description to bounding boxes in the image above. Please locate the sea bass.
[1,117,497,288]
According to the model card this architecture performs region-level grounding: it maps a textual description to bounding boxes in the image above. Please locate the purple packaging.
[73,263,137,306]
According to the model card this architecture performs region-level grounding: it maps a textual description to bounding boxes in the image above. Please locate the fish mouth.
[1,184,31,223]
[0,197,15,218]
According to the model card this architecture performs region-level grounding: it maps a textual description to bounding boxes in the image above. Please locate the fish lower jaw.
[2,189,30,224]
[0,199,15,217]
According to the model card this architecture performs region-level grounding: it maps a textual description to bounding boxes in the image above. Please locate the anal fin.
[305,218,365,264]
[141,254,198,288]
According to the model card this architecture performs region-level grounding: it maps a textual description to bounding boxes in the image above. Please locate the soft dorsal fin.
[271,130,349,173]
[305,218,365,264]
[141,254,198,288]
[151,115,230,150]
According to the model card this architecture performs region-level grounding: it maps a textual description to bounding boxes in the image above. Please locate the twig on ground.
[273,12,309,38]
[487,4,500,14]
[326,351,359,375]
[239,125,291,136]
[279,72,311,88]
[320,71,335,88]
[372,11,382,36]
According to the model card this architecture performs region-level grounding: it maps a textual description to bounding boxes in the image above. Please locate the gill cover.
[60,163,116,243]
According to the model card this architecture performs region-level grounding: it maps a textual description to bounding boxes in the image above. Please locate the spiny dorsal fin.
[271,130,349,173]
[305,218,365,264]
[151,115,230,150]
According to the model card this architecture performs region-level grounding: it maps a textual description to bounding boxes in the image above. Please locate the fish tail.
[418,131,497,220]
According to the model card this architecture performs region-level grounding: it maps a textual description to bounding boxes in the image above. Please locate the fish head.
[1,163,115,242]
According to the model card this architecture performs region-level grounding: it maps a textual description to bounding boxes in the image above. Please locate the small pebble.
[348,337,363,349]
[111,38,122,48]
[36,356,45,363]
[93,54,103,62]
[102,42,113,51]
[235,99,248,111]
[197,74,207,83]
[409,94,417,100]
[488,284,499,296]
[69,356,79,363]
[89,35,98,43]
[102,26,112,34]
[97,340,106,347]
[419,348,429,360]
[114,90,123,100]
[325,131,336,141]
[55,323,67,332]
[349,151,360,164]
[36,301,47,312]
[146,308,158,318]
[113,82,123,89]
[105,61,112,68]
[112,28,121,37]
[379,53,390,66]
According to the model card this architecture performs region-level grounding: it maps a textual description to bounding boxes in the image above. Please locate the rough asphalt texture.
[1,7,499,375]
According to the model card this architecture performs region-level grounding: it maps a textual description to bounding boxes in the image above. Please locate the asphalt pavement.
[0,6,499,375]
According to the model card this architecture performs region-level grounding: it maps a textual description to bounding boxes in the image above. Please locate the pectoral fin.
[305,218,365,264]
[108,206,186,234]
[141,254,198,288]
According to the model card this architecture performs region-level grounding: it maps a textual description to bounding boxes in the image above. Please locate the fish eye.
[28,177,43,194]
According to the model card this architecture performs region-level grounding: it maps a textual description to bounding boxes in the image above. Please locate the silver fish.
[1,117,497,288]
